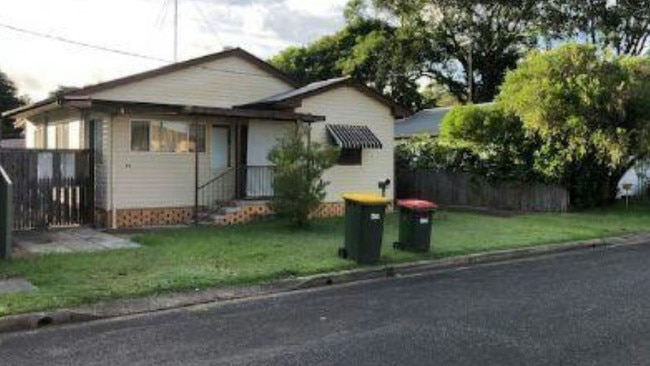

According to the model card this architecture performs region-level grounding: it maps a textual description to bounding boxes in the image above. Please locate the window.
[131,121,150,151]
[338,148,362,165]
[55,123,69,149]
[189,123,206,153]
[92,120,104,164]
[130,120,205,153]
[151,121,188,152]
[34,125,45,148]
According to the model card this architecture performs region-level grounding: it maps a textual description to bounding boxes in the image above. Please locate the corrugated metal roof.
[251,76,351,104]
[394,107,452,137]
[326,124,383,149]
[395,103,493,138]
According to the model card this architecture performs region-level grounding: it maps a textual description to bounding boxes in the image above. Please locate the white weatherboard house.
[4,48,409,228]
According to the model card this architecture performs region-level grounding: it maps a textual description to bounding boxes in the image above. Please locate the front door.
[211,126,230,172]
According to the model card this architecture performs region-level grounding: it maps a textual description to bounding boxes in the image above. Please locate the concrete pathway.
[13,228,140,255]
[0,278,35,296]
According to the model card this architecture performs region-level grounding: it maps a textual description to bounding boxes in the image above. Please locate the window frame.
[337,147,363,166]
[129,119,206,153]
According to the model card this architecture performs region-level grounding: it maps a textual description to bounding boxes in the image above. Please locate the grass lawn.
[1,202,650,316]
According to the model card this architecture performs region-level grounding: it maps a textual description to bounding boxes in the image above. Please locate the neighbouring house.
[617,162,650,199]
[395,103,493,139]
[394,106,452,139]
[2,48,409,229]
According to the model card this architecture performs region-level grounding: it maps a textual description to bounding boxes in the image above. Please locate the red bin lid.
[397,199,438,210]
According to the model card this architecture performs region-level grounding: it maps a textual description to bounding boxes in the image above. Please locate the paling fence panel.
[396,168,569,212]
[0,149,93,230]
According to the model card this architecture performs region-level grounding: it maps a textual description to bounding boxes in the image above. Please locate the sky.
[0,0,349,101]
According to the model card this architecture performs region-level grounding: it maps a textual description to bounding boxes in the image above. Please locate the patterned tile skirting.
[97,201,392,228]
[214,202,349,226]
[95,207,194,228]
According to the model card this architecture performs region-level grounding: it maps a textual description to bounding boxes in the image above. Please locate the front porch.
[79,98,325,228]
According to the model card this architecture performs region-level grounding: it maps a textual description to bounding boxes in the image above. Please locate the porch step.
[200,200,271,226]
[217,206,241,215]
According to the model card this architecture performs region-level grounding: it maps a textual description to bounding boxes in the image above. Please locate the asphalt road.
[3,245,650,366]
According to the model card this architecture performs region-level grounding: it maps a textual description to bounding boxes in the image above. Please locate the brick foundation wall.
[97,201,391,229]
[115,207,194,228]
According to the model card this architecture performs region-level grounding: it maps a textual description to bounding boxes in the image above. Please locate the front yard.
[1,203,650,316]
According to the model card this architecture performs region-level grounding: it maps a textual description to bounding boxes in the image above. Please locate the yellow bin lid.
[342,193,390,205]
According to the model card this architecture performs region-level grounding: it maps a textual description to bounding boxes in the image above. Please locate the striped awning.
[326,124,383,149]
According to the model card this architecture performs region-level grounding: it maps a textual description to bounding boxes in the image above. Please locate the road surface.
[2,245,650,365]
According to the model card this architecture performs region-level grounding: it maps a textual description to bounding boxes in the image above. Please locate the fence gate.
[0,149,94,230]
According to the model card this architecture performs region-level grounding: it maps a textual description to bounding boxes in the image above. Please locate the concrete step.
[217,206,241,215]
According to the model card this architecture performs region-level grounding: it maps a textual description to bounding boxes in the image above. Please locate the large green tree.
[270,2,430,109]
[372,0,540,103]
[498,44,650,206]
[539,0,650,55]
[0,70,24,138]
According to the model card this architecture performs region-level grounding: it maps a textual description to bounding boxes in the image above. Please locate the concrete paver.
[0,278,36,295]
[13,228,140,255]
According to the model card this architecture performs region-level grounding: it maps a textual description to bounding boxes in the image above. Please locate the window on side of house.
[131,120,150,151]
[92,119,104,164]
[33,125,44,149]
[130,120,206,153]
[55,123,69,149]
[338,148,362,166]
[151,121,189,152]
[189,123,206,153]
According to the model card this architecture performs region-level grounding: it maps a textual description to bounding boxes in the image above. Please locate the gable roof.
[238,76,412,118]
[69,47,301,96]
[4,47,301,118]
[395,103,494,138]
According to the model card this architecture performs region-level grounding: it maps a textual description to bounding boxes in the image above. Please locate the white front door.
[211,126,230,172]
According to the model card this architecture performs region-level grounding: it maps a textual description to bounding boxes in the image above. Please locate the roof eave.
[2,97,59,119]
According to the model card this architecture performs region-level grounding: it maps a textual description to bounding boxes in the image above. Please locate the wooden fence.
[0,149,94,230]
[396,169,570,212]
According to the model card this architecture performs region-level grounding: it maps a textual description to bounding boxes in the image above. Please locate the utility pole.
[174,0,178,62]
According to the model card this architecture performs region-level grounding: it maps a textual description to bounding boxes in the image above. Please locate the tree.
[373,0,540,103]
[498,44,650,207]
[268,124,339,227]
[539,0,650,56]
[0,70,25,139]
[270,5,430,109]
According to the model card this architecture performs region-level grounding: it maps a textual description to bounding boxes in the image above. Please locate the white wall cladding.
[246,120,293,166]
[297,86,395,202]
[93,56,294,108]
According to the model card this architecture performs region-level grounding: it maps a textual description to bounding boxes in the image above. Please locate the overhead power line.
[0,22,287,82]
[0,22,170,63]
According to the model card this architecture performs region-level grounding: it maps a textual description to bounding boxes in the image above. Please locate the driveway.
[2,244,650,365]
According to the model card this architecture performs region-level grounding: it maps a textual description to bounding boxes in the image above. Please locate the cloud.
[0,0,347,101]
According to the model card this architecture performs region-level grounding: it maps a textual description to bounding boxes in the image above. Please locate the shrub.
[268,123,339,227]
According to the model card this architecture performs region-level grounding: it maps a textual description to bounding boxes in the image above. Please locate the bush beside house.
[397,44,650,208]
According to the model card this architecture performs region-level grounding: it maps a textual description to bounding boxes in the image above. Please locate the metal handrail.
[196,165,275,219]
[197,166,235,191]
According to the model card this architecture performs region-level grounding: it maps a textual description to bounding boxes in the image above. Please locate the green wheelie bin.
[338,193,390,264]
[393,199,437,253]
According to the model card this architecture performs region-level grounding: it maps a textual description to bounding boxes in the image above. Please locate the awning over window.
[326,124,383,149]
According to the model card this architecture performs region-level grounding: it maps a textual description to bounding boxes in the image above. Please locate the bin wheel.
[338,247,348,259]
